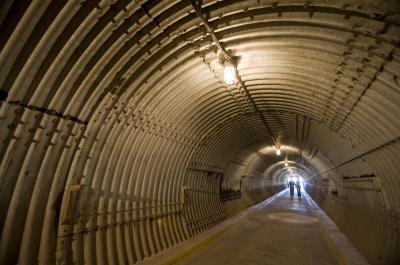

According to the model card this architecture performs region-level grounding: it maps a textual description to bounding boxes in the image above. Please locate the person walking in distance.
[288,179,295,198]
[296,178,301,198]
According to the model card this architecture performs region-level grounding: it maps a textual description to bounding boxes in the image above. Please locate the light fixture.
[224,62,237,85]
[285,162,288,167]
[276,148,281,156]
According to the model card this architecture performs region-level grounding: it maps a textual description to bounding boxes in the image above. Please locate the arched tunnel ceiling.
[0,1,399,265]
[1,0,399,153]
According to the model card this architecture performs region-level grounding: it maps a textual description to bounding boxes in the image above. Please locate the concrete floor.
[182,191,341,265]
[138,190,368,265]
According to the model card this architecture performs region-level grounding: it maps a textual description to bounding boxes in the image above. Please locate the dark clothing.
[296,180,301,197]
[288,180,295,197]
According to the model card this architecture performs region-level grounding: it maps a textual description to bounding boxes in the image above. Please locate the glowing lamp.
[224,63,237,85]
[276,148,281,156]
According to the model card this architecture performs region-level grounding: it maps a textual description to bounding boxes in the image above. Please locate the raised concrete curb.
[136,189,288,265]
[305,194,370,265]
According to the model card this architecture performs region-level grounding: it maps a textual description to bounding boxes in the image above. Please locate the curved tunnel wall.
[0,1,399,265]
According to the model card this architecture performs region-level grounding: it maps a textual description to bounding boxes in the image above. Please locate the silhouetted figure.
[288,180,295,198]
[296,179,301,198]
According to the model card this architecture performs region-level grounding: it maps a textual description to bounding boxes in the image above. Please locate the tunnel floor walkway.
[182,191,340,265]
[138,190,369,265]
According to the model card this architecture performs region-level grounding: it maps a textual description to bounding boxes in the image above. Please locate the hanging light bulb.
[276,148,281,156]
[224,62,237,85]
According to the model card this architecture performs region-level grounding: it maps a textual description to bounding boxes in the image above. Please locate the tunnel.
[0,0,399,264]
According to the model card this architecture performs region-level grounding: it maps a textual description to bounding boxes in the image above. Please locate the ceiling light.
[224,62,237,85]
[276,148,281,156]
[285,162,288,167]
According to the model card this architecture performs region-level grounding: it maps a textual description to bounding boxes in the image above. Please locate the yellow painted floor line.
[136,189,287,265]
[160,226,231,265]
